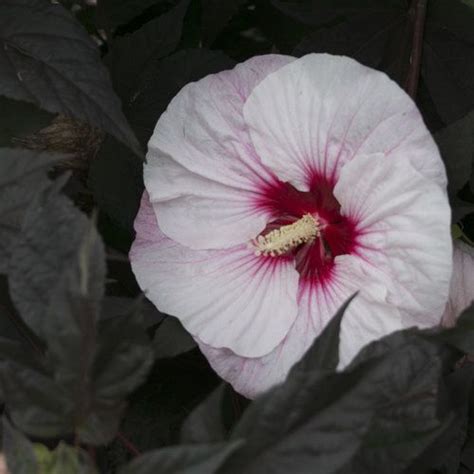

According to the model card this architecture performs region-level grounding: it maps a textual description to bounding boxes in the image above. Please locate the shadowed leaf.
[2,418,38,474]
[105,0,191,103]
[8,184,97,338]
[6,185,152,443]
[224,313,459,473]
[294,8,411,85]
[0,97,52,147]
[181,384,227,443]
[271,0,406,26]
[434,303,474,355]
[0,148,60,274]
[90,49,234,231]
[296,292,357,374]
[201,0,247,46]
[434,110,474,219]
[119,441,243,474]
[0,0,141,155]
[422,26,474,125]
[154,316,197,360]
[96,0,167,32]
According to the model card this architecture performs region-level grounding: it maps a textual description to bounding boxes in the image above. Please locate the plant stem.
[116,431,141,457]
[405,0,428,98]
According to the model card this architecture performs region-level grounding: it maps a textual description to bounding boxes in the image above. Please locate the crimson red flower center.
[255,175,359,286]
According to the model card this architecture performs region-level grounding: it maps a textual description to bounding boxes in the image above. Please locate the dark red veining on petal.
[254,174,359,287]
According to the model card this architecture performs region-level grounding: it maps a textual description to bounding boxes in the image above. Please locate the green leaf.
[153,316,197,360]
[0,148,60,274]
[452,223,465,240]
[181,384,227,443]
[34,442,97,474]
[118,441,243,474]
[2,417,38,474]
[2,422,97,474]
[0,0,141,156]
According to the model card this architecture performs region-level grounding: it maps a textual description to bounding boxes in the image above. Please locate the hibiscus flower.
[130,54,452,398]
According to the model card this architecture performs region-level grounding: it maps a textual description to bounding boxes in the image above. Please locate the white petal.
[243,53,446,191]
[130,193,300,358]
[332,256,403,366]
[199,151,452,399]
[442,241,474,327]
[145,155,268,249]
[334,152,453,327]
[200,262,402,398]
[146,55,295,249]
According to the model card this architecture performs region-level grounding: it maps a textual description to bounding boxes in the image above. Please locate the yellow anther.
[251,213,320,257]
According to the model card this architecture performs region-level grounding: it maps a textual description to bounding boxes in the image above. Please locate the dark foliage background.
[1,0,474,472]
